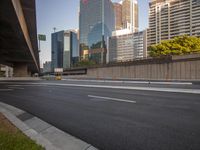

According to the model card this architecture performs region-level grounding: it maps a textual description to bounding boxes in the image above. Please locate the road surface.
[0,80,200,150]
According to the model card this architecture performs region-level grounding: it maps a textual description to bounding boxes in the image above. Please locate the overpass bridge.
[0,0,39,76]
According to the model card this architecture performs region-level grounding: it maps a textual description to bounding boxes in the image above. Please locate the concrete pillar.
[13,63,30,77]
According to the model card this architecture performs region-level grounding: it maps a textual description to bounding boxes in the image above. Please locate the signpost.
[38,34,46,52]
[38,34,46,41]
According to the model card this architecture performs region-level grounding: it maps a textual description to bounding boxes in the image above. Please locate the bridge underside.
[0,0,39,76]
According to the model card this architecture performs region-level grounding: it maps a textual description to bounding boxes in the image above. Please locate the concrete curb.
[62,78,194,85]
[62,76,200,83]
[0,102,98,150]
[0,77,42,81]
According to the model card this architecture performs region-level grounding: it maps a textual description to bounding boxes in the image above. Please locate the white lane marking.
[0,89,13,91]
[0,82,199,94]
[62,79,192,85]
[150,82,192,85]
[62,79,123,83]
[7,85,46,87]
[8,87,25,90]
[88,95,136,104]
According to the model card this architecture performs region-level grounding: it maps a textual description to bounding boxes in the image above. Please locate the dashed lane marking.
[88,95,136,104]
[0,89,13,91]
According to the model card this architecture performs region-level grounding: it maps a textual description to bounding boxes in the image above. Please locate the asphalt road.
[0,80,200,150]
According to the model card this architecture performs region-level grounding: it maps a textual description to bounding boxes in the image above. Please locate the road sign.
[38,34,46,41]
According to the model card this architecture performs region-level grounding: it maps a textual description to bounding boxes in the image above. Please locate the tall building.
[63,31,79,68]
[43,61,51,73]
[51,30,79,71]
[122,0,139,32]
[79,0,115,64]
[148,0,200,46]
[108,30,147,63]
[113,2,123,30]
[51,31,64,70]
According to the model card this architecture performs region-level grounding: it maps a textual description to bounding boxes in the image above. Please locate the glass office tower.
[63,31,79,68]
[79,0,115,64]
[51,30,79,71]
[51,31,64,70]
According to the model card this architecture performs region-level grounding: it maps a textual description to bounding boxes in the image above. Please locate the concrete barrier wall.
[87,54,200,81]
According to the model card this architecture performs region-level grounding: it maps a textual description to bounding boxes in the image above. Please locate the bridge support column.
[13,63,30,77]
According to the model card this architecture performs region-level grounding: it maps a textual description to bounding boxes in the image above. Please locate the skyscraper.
[108,30,147,63]
[148,0,200,46]
[51,30,79,71]
[51,31,64,70]
[43,61,51,73]
[113,2,123,30]
[122,0,138,32]
[79,0,115,64]
[63,31,79,68]
[110,0,143,62]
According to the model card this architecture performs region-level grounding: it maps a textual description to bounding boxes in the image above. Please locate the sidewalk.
[0,102,98,150]
[0,112,44,150]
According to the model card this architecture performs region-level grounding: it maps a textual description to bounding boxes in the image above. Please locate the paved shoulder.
[0,102,98,150]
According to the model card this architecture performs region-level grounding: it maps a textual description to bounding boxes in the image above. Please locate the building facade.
[0,64,13,77]
[79,0,115,64]
[148,0,200,46]
[113,2,123,30]
[43,61,51,73]
[51,30,79,71]
[63,31,79,68]
[108,30,147,63]
[122,0,139,32]
[51,31,64,70]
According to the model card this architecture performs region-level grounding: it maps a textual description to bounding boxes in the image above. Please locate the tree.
[148,35,200,57]
[74,60,96,67]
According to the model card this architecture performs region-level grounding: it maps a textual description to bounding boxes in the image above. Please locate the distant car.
[55,75,62,80]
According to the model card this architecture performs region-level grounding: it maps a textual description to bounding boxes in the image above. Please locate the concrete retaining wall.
[86,54,200,81]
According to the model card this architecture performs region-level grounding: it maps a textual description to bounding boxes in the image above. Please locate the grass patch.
[0,113,45,150]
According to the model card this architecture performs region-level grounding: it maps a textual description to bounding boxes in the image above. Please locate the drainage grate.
[17,112,34,121]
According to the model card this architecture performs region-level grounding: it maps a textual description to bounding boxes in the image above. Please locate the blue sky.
[36,0,149,65]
